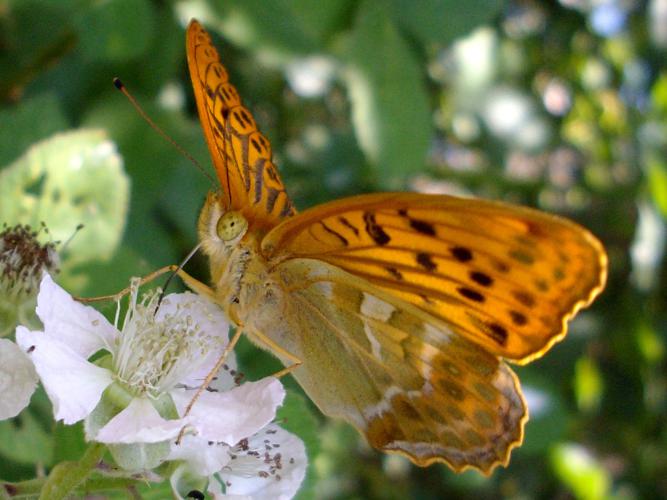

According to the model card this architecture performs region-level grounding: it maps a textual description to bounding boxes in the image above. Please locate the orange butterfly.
[183,19,607,474]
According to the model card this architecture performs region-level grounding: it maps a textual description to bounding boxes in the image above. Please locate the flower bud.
[0,224,59,335]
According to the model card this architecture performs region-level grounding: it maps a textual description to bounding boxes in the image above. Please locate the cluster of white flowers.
[1,273,306,499]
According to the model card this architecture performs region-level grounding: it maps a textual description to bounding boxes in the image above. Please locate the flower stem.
[38,442,106,500]
[2,476,145,498]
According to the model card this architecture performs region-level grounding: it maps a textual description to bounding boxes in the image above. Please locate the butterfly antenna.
[156,242,203,311]
[59,223,84,254]
[113,77,216,186]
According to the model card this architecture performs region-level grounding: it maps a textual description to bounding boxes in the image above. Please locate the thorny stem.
[1,445,164,499]
[1,476,144,499]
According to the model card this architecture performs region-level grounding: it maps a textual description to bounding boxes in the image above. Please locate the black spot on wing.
[509,248,535,265]
[266,188,279,213]
[265,162,280,182]
[253,158,265,203]
[469,271,493,287]
[492,259,510,273]
[451,246,473,262]
[486,322,508,346]
[509,310,528,326]
[238,108,254,128]
[320,221,348,246]
[416,252,437,271]
[250,137,263,155]
[457,287,485,303]
[279,198,295,217]
[363,212,390,245]
[385,266,403,280]
[396,208,436,236]
[338,216,359,237]
[409,218,436,236]
[534,278,549,292]
[512,290,536,308]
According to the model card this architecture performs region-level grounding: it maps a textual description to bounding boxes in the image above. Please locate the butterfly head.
[198,192,249,264]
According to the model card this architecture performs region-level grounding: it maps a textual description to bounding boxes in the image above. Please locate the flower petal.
[16,326,113,424]
[215,425,307,500]
[154,292,228,342]
[0,338,38,419]
[171,378,285,445]
[157,292,236,389]
[170,463,214,500]
[36,274,117,357]
[168,435,231,476]
[95,397,190,444]
[207,481,252,500]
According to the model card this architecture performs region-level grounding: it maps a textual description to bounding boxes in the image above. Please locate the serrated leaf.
[0,129,130,265]
[340,0,431,186]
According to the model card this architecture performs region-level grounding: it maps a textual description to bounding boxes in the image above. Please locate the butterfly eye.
[216,211,248,242]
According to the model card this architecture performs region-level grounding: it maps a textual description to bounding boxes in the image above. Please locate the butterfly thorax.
[198,191,280,325]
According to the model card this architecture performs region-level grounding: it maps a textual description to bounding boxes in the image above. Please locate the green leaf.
[0,408,54,465]
[52,422,86,464]
[65,244,156,298]
[636,321,665,365]
[390,0,504,46]
[647,158,667,219]
[211,0,351,56]
[340,0,431,185]
[651,73,667,114]
[551,443,611,500]
[74,0,155,62]
[0,93,68,166]
[0,2,76,101]
[82,97,198,267]
[0,129,130,266]
[514,380,568,455]
[574,356,604,413]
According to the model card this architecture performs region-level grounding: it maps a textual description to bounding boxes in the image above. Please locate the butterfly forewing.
[269,258,526,473]
[186,20,294,228]
[262,192,607,363]
[187,20,608,474]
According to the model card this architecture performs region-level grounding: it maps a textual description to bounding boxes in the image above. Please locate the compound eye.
[216,211,248,241]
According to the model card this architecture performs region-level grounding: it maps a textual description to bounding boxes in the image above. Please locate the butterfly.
[184,19,607,474]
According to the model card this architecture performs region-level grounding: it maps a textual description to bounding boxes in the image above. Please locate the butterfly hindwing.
[262,192,607,363]
[186,20,608,473]
[260,257,526,473]
[187,20,294,228]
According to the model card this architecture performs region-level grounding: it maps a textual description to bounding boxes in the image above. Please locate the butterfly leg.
[74,265,216,303]
[247,328,303,379]
[175,326,245,444]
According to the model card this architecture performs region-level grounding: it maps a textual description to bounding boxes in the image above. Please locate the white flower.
[171,424,307,500]
[0,338,38,419]
[14,273,307,497]
[14,274,283,447]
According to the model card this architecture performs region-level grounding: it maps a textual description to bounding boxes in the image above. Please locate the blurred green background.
[1,0,666,498]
